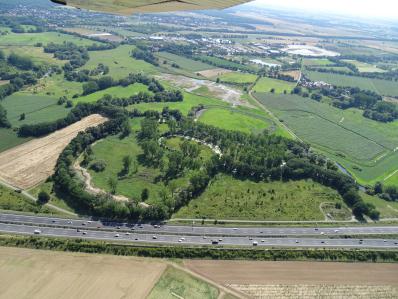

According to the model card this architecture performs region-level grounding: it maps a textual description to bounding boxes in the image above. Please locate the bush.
[90,160,107,172]
[37,191,50,205]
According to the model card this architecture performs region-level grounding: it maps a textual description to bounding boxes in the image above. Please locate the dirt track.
[0,114,107,189]
[184,260,398,286]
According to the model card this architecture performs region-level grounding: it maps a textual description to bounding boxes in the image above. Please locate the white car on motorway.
[33,229,41,235]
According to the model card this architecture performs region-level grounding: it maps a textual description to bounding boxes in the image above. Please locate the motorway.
[1,222,398,248]
[0,213,398,248]
[1,213,398,236]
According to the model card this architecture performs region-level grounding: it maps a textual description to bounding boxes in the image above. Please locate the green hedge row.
[0,235,397,262]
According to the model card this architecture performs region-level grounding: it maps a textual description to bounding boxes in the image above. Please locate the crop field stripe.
[280,109,391,151]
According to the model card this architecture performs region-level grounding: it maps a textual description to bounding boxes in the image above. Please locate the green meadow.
[173,175,350,221]
[253,77,296,94]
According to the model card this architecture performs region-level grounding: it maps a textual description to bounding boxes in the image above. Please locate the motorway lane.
[1,223,398,248]
[1,213,398,237]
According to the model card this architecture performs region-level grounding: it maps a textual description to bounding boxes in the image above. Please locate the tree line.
[2,235,397,262]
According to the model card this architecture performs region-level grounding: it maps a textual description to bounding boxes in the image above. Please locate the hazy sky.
[249,0,398,19]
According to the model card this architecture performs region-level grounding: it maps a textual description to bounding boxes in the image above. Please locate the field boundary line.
[249,92,301,141]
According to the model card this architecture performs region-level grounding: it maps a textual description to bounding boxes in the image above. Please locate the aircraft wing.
[51,0,252,14]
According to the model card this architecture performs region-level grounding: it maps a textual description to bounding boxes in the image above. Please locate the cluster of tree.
[0,72,38,101]
[82,73,167,97]
[131,46,159,66]
[0,53,41,101]
[0,104,10,128]
[18,102,123,138]
[98,90,183,108]
[320,87,398,122]
[0,16,44,33]
[275,73,296,82]
[363,101,398,122]
[169,118,379,220]
[7,53,34,70]
[137,116,211,211]
[44,42,89,69]
[65,64,109,82]
[370,182,398,202]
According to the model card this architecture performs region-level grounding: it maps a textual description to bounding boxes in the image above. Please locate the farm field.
[0,31,100,47]
[304,71,398,97]
[0,129,30,153]
[0,114,107,189]
[199,108,270,134]
[185,260,398,286]
[218,72,258,84]
[2,93,70,126]
[157,52,214,72]
[173,175,350,221]
[255,93,398,186]
[81,45,158,79]
[253,77,296,94]
[185,260,398,298]
[148,266,219,299]
[75,83,150,103]
[196,55,256,72]
[343,59,386,73]
[0,247,166,299]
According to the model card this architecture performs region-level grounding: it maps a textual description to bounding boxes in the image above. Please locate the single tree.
[38,191,50,205]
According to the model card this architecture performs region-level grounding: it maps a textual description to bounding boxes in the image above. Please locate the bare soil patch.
[0,114,107,189]
[198,68,232,78]
[184,260,398,286]
[0,247,166,299]
[0,80,9,86]
[158,73,254,107]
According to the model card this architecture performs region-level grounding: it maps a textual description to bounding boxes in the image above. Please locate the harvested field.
[198,68,232,78]
[184,260,398,286]
[231,284,398,299]
[0,114,107,189]
[0,247,166,299]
